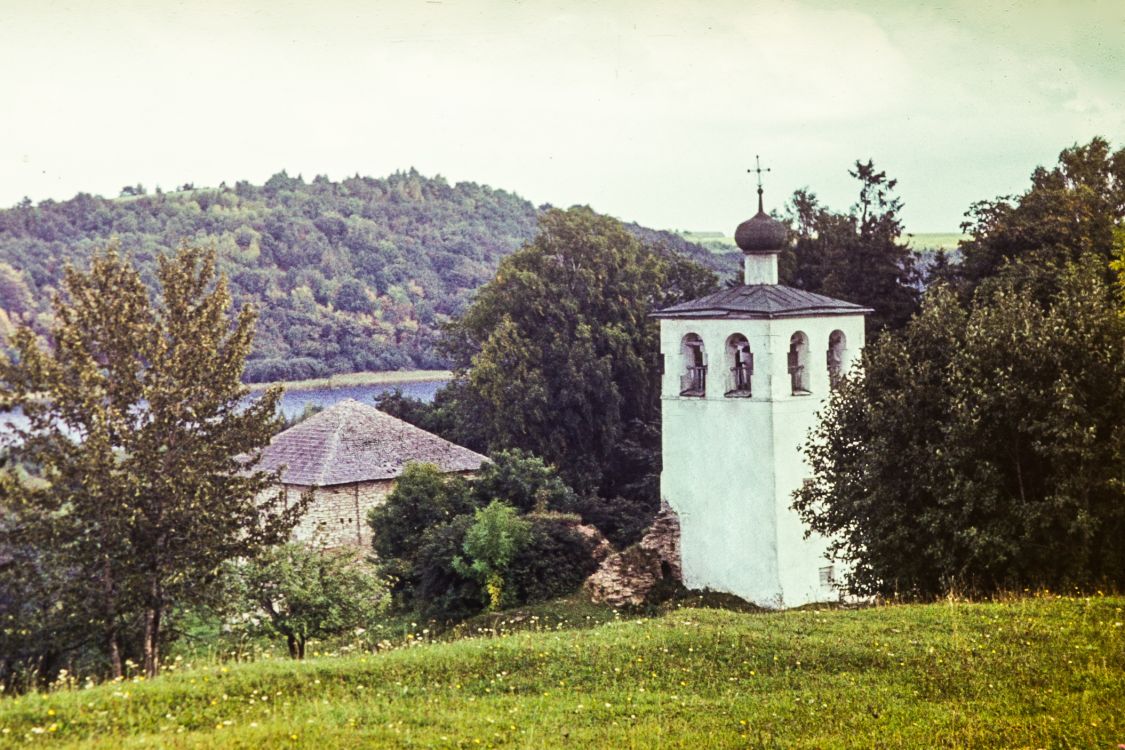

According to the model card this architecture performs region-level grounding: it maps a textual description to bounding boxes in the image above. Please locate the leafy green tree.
[0,246,302,678]
[470,449,576,513]
[332,278,374,313]
[782,161,919,336]
[1113,227,1125,313]
[233,544,387,659]
[0,493,98,692]
[794,256,1125,597]
[444,206,717,500]
[452,501,531,611]
[958,137,1125,294]
[0,263,32,317]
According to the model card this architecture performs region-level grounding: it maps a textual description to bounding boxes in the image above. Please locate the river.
[274,379,445,420]
[0,379,448,439]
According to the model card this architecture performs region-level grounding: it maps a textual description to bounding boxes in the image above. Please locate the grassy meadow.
[1,594,1122,748]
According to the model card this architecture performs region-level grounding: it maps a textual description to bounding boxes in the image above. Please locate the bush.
[509,514,601,604]
[368,464,475,602]
[452,501,531,611]
[412,515,482,622]
[568,493,657,549]
[471,449,577,513]
[233,544,388,659]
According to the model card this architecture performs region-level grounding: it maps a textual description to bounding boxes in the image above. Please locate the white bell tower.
[654,166,870,608]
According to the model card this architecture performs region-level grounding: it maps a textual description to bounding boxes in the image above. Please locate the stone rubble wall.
[283,480,393,548]
[584,504,682,607]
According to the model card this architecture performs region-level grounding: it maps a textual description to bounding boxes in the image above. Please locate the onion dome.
[735,189,787,254]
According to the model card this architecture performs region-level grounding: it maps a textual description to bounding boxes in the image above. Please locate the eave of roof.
[651,283,873,320]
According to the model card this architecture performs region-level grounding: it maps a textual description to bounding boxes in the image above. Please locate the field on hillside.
[907,232,964,251]
[677,230,964,253]
[1,595,1122,749]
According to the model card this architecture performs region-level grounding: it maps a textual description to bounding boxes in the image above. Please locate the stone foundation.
[584,505,682,607]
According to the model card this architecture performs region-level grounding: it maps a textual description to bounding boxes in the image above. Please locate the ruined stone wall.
[585,505,682,607]
[283,480,392,548]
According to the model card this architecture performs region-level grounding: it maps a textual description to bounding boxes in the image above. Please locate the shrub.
[412,515,482,622]
[368,464,475,602]
[471,449,577,513]
[452,502,531,611]
[509,514,601,604]
[568,493,657,549]
[233,544,388,659]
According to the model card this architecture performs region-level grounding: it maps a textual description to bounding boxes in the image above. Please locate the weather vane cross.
[748,155,770,213]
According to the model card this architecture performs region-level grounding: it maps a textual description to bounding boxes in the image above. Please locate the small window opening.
[819,565,836,588]
[788,331,811,395]
[827,330,847,389]
[679,333,706,397]
[725,334,753,397]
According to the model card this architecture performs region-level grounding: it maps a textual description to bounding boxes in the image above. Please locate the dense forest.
[0,171,738,381]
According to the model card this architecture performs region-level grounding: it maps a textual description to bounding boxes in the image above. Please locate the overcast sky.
[1,0,1121,233]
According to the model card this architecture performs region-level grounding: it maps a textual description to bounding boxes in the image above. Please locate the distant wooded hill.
[0,171,738,381]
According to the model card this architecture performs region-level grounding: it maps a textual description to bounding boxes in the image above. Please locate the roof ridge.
[652,283,872,320]
[317,412,348,486]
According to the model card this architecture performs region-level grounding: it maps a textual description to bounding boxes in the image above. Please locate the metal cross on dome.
[747,155,770,213]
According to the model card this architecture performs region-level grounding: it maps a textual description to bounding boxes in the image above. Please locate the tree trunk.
[143,578,163,678]
[298,636,306,660]
[36,650,60,687]
[143,605,162,678]
[102,562,123,679]
[107,625,123,680]
[287,633,299,659]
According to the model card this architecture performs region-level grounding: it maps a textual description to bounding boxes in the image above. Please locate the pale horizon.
[2,0,1121,235]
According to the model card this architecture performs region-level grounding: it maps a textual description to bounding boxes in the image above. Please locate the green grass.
[2,594,1122,748]
[245,369,452,393]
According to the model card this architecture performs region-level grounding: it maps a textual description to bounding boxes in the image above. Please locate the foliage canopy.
[781,160,919,336]
[0,246,301,678]
[0,172,735,381]
[441,206,718,500]
[233,543,387,659]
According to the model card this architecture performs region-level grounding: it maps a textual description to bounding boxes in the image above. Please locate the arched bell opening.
[679,333,706,397]
[724,333,753,398]
[827,329,847,389]
[788,331,811,395]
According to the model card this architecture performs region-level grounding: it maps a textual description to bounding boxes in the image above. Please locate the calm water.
[274,379,445,420]
[0,380,447,438]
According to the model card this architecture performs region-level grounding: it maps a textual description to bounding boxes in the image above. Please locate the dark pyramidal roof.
[259,399,488,486]
[652,284,873,320]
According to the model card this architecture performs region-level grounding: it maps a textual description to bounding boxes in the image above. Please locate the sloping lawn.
[1,595,1122,748]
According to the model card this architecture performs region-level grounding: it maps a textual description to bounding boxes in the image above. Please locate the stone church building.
[258,399,488,548]
[653,182,870,608]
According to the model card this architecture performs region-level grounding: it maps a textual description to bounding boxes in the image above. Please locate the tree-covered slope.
[0,171,737,381]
